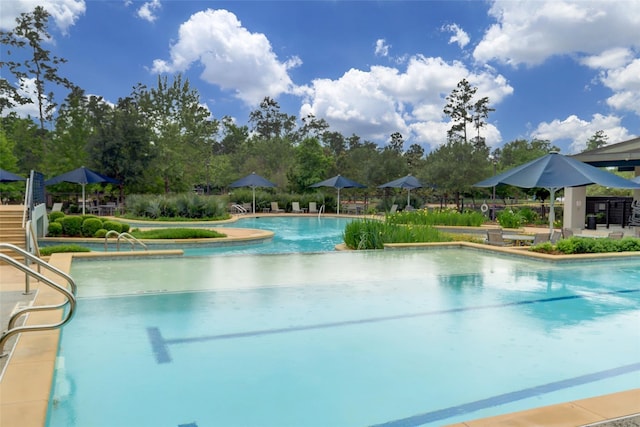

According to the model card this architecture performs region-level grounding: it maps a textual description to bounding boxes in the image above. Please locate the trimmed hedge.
[40,244,91,256]
[129,228,226,239]
[530,236,640,254]
[82,218,103,237]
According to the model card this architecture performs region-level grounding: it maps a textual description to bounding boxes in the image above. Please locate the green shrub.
[497,209,523,228]
[518,207,539,224]
[120,222,130,233]
[48,221,63,237]
[129,228,226,239]
[49,211,65,222]
[343,219,452,250]
[59,216,83,237]
[94,228,108,238]
[82,218,103,237]
[40,244,91,256]
[386,208,485,227]
[535,236,640,255]
[102,220,123,233]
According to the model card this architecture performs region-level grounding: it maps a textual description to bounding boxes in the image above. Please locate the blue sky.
[2,0,639,154]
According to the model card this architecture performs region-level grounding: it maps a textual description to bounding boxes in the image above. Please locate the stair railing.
[0,244,77,358]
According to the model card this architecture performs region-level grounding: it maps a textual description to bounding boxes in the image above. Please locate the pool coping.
[2,244,639,426]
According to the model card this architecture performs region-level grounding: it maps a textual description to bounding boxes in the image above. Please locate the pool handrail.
[0,245,77,358]
[104,230,148,251]
[318,204,325,218]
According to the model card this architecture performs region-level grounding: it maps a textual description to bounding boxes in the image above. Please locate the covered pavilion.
[565,136,640,230]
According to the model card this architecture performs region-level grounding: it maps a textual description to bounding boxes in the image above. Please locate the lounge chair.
[270,202,285,213]
[550,230,562,243]
[486,229,508,246]
[51,202,63,212]
[532,233,550,245]
[608,231,623,240]
[291,202,306,213]
[308,202,318,214]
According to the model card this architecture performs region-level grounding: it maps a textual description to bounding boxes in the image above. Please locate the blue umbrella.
[378,174,423,206]
[229,172,276,214]
[474,152,640,232]
[0,168,26,183]
[310,175,366,214]
[45,166,120,215]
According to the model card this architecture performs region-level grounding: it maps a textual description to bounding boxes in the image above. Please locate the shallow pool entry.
[48,250,640,427]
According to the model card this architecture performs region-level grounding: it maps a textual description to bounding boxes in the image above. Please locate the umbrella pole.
[337,189,341,215]
[82,183,86,215]
[548,188,557,233]
[252,186,256,214]
[407,188,410,207]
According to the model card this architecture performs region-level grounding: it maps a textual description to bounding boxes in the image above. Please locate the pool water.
[190,216,354,255]
[47,250,640,427]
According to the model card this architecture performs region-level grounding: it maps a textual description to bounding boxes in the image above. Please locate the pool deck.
[1,218,639,426]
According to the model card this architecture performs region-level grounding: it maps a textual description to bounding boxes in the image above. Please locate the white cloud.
[137,0,162,23]
[0,0,85,34]
[375,39,390,57]
[474,0,640,67]
[581,48,634,70]
[151,9,300,105]
[602,59,640,115]
[531,113,633,153]
[300,55,513,151]
[443,23,470,49]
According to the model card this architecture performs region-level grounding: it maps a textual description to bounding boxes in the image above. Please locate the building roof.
[571,136,640,171]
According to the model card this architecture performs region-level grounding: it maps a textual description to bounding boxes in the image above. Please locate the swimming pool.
[47,249,640,427]
[191,216,354,255]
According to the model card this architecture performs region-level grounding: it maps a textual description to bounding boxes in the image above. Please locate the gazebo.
[565,136,640,229]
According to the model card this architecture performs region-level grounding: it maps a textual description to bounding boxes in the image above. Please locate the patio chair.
[270,202,285,213]
[608,231,623,240]
[291,201,305,213]
[308,202,318,214]
[51,202,63,212]
[486,229,508,247]
[550,230,562,243]
[532,233,550,245]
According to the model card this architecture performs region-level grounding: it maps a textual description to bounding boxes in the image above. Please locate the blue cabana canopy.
[45,166,120,215]
[378,174,423,206]
[0,168,26,183]
[474,152,640,232]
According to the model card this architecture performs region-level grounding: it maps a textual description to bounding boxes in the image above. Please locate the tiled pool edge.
[1,250,638,427]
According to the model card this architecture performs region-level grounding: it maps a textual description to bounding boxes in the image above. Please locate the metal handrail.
[318,204,325,218]
[104,231,148,251]
[0,246,77,358]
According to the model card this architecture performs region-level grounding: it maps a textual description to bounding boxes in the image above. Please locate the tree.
[133,74,218,193]
[286,137,333,193]
[47,87,92,175]
[404,143,425,171]
[443,78,476,143]
[297,113,329,142]
[584,130,608,152]
[248,97,296,140]
[1,114,44,172]
[388,132,404,154]
[0,6,74,129]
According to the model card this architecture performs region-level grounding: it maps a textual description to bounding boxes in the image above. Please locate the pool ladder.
[0,243,77,358]
[104,231,148,252]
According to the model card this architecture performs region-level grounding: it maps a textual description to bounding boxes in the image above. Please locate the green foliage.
[49,211,65,222]
[102,220,123,233]
[94,228,108,238]
[124,193,229,220]
[386,208,485,227]
[59,216,83,237]
[496,209,523,228]
[81,217,103,237]
[343,219,453,250]
[47,221,62,237]
[517,207,539,224]
[531,236,640,254]
[129,228,226,239]
[40,244,91,256]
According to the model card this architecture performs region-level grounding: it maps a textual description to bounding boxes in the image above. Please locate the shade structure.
[229,172,276,214]
[474,152,640,232]
[310,175,366,214]
[45,166,120,215]
[378,174,423,206]
[0,168,26,183]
